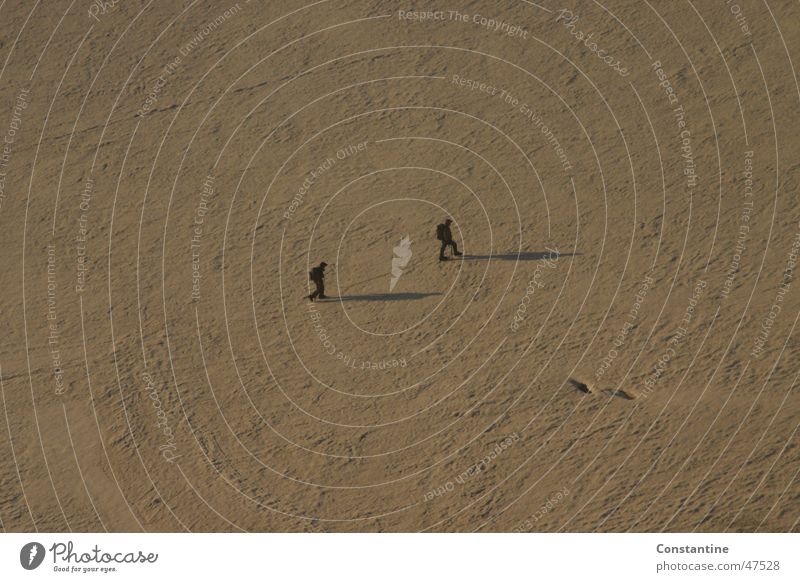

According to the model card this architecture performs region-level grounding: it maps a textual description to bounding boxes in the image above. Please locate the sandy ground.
[0,0,799,532]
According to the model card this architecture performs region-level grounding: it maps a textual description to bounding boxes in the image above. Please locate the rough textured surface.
[0,0,798,532]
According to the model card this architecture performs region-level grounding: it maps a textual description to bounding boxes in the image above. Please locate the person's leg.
[318,280,326,299]
[308,280,322,300]
[439,240,448,260]
[451,241,462,256]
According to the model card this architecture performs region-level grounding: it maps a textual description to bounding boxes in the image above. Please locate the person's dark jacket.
[310,266,325,283]
[442,224,454,243]
[437,223,454,243]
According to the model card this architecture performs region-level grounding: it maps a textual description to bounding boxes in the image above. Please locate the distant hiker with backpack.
[436,218,462,261]
[308,261,328,301]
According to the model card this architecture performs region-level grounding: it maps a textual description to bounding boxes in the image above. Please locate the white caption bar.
[1,533,797,581]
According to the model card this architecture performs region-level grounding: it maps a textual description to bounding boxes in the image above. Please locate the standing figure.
[436,218,462,261]
[308,261,328,301]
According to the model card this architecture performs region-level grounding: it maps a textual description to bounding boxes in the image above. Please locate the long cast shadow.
[461,251,580,261]
[330,292,442,302]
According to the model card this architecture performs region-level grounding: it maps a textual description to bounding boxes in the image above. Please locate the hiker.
[308,262,328,301]
[436,218,462,261]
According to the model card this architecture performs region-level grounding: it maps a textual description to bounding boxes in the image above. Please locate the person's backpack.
[436,223,446,241]
[309,270,314,281]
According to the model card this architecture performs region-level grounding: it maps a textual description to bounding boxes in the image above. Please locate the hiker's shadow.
[332,292,442,302]
[461,251,580,261]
